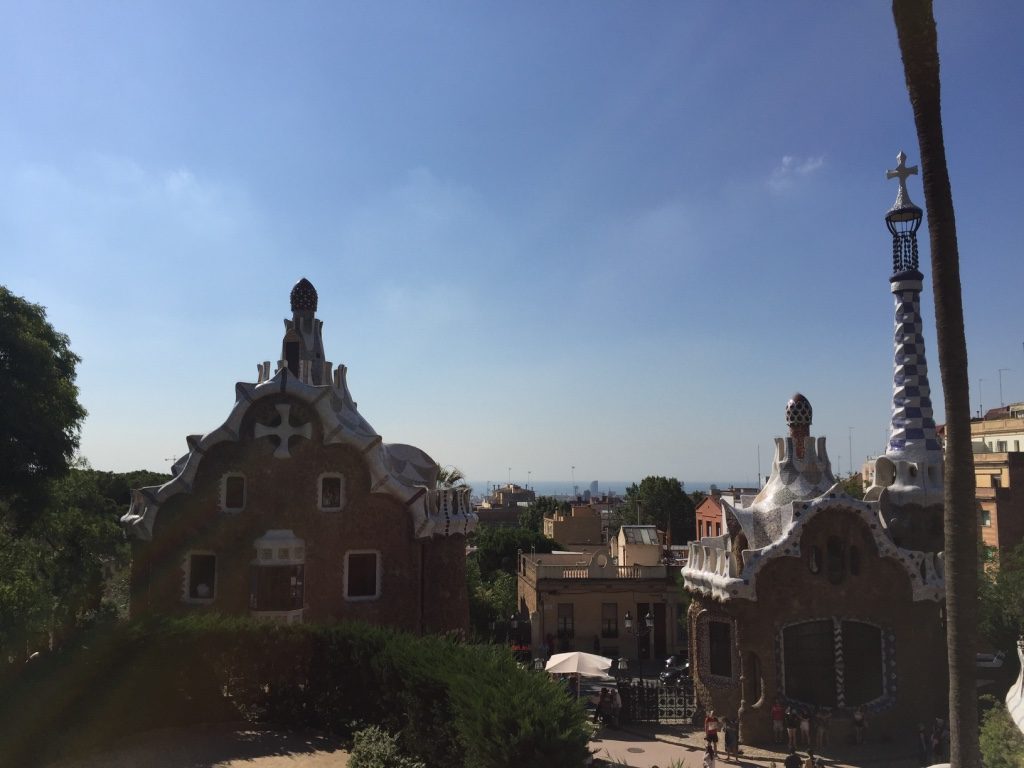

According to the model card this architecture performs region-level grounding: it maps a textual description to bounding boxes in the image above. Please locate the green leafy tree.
[0,287,87,529]
[621,476,695,543]
[472,526,558,582]
[978,541,1024,651]
[837,473,865,500]
[518,496,568,534]
[466,556,517,639]
[893,2,977,763]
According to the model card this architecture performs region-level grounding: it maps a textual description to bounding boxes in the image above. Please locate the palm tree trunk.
[892,2,978,765]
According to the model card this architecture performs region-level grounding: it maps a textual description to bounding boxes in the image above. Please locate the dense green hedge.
[0,616,590,768]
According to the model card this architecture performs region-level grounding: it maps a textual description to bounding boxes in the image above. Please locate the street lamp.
[624,610,654,681]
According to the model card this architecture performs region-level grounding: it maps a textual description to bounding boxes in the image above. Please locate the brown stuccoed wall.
[689,505,947,746]
[129,393,469,635]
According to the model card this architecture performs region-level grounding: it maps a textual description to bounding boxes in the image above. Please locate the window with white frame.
[221,473,246,512]
[184,552,216,602]
[318,473,345,510]
[345,550,381,600]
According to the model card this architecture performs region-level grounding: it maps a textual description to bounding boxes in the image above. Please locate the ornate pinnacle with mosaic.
[884,152,941,462]
[885,151,923,273]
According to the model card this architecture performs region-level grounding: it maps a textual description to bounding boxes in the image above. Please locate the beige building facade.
[517,535,687,663]
[543,504,603,545]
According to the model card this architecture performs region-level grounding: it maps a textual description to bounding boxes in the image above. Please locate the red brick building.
[694,495,722,540]
[122,279,475,633]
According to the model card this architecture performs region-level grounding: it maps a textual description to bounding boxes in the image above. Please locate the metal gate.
[617,679,697,724]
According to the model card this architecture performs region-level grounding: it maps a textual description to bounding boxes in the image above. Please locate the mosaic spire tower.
[884,152,942,461]
[864,151,944,552]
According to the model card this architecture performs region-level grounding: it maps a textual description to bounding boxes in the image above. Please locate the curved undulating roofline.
[121,365,476,541]
[681,487,943,604]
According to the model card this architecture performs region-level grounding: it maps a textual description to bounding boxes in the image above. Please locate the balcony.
[527,561,668,581]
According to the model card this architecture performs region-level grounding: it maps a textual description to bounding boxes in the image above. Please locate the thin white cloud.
[768,154,825,192]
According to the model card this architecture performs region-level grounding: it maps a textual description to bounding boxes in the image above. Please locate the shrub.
[0,616,591,768]
[980,701,1024,768]
[350,725,426,768]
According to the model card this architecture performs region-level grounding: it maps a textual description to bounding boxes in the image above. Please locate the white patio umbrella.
[544,651,613,677]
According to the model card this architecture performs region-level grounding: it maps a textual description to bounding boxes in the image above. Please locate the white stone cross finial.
[886,150,918,204]
[255,404,312,458]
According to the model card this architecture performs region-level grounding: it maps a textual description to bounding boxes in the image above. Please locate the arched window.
[849,546,861,576]
[744,651,762,706]
[808,546,822,574]
[826,537,845,585]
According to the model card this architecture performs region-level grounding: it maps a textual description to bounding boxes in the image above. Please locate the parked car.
[659,654,690,685]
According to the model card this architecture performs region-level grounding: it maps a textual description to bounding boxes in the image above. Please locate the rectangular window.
[715,523,721,536]
[320,475,343,509]
[982,510,992,527]
[187,553,216,601]
[224,475,245,510]
[708,620,732,678]
[557,603,574,638]
[601,603,618,638]
[998,441,1008,452]
[1016,440,1021,452]
[345,551,380,600]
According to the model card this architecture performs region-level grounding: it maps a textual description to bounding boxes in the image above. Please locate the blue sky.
[3,3,1023,486]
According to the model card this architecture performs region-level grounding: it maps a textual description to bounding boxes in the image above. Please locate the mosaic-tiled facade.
[680,154,947,744]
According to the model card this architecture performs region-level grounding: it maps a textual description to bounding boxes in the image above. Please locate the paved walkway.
[590,723,922,768]
[43,723,348,768]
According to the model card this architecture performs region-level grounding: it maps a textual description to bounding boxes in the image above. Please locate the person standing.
[705,710,721,756]
[798,709,811,746]
[916,723,929,767]
[593,688,608,724]
[609,687,622,729]
[853,706,867,745]
[814,707,830,749]
[703,744,717,768]
[723,716,739,762]
[771,700,786,744]
[785,707,799,750]
[931,717,946,763]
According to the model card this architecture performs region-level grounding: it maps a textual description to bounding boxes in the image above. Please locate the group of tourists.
[702,710,740,765]
[770,700,837,748]
[591,686,622,728]
[917,717,948,766]
[781,746,825,768]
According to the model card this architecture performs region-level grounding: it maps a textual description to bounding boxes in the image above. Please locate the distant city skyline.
[4,4,1023,481]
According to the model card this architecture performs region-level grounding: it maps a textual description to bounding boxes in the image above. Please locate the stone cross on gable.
[886,150,918,202]
[255,404,312,459]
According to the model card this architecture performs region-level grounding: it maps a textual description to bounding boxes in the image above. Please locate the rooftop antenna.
[757,444,762,487]
[999,369,1013,407]
[979,377,986,418]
